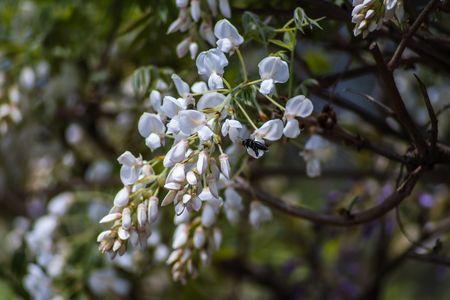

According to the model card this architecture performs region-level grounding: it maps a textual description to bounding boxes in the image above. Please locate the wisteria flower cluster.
[98,15,315,282]
[351,0,405,38]
[169,0,232,59]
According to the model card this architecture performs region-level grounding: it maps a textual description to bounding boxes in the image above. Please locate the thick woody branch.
[236,166,423,227]
[370,43,428,154]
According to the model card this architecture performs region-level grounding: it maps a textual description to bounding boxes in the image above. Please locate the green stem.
[264,94,285,111]
[235,100,258,130]
[288,31,297,98]
[236,48,248,82]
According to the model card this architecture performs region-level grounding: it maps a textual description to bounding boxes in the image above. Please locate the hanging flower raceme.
[351,0,404,38]
[258,56,289,95]
[283,95,314,138]
[214,19,244,53]
[196,48,229,89]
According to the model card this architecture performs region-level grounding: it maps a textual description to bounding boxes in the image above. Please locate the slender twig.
[388,0,440,70]
[407,253,450,267]
[236,166,422,227]
[344,88,396,116]
[414,74,438,150]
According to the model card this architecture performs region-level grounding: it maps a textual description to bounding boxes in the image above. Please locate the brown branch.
[414,74,438,152]
[236,166,423,227]
[407,253,450,267]
[370,43,428,155]
[388,0,440,70]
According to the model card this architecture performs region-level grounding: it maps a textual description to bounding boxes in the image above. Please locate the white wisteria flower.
[138,113,166,151]
[161,96,187,119]
[300,134,332,177]
[283,95,314,138]
[163,139,189,168]
[254,119,284,142]
[224,187,243,224]
[249,201,272,228]
[258,56,289,95]
[196,48,229,89]
[214,19,244,53]
[221,119,242,143]
[117,151,142,185]
[179,110,215,141]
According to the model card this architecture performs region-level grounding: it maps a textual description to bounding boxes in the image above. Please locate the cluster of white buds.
[352,0,404,38]
[99,15,316,282]
[169,0,232,59]
[167,218,222,283]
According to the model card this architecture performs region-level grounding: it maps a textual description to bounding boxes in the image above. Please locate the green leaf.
[268,39,291,50]
[242,12,275,44]
[132,66,153,96]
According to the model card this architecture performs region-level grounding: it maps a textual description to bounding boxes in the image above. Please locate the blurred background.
[0,0,450,299]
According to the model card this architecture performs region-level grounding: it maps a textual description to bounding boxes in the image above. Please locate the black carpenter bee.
[242,138,269,157]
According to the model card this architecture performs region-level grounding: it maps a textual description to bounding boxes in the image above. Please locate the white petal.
[120,165,140,185]
[186,171,198,185]
[199,21,216,46]
[193,226,205,248]
[149,90,161,111]
[161,190,177,206]
[218,0,231,18]
[285,95,314,118]
[197,92,226,111]
[259,79,274,95]
[196,48,228,77]
[161,96,186,118]
[176,0,189,8]
[99,213,121,223]
[214,20,243,47]
[191,81,208,94]
[255,119,284,141]
[145,133,162,150]
[166,163,186,184]
[189,42,199,59]
[207,0,218,16]
[179,110,206,135]
[117,151,138,166]
[306,159,321,177]
[246,146,264,159]
[122,208,132,230]
[172,224,189,248]
[163,139,188,168]
[283,119,300,138]
[197,151,208,175]
[217,38,233,53]
[114,187,130,207]
[208,72,224,90]
[148,196,159,223]
[137,203,147,227]
[201,204,216,227]
[176,38,190,58]
[198,125,214,141]
[258,56,289,83]
[138,113,165,138]
[191,0,201,21]
[172,74,190,98]
[219,154,231,179]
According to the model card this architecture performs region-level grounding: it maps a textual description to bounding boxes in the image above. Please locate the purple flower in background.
[419,193,434,208]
